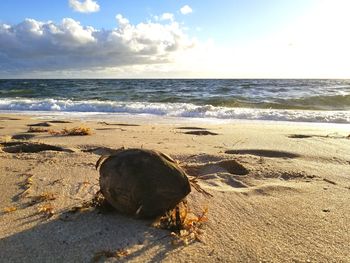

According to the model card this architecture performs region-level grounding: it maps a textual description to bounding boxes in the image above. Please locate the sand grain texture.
[0,114,350,262]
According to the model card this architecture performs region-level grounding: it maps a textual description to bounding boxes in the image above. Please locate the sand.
[0,113,349,262]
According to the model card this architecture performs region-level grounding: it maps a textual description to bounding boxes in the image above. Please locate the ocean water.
[0,79,350,123]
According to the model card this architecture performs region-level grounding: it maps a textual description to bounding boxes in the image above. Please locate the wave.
[0,98,349,123]
[280,94,350,110]
[207,94,350,111]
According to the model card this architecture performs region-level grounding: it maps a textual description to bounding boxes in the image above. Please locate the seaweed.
[19,173,34,198]
[28,192,56,206]
[93,249,129,262]
[49,126,92,136]
[3,206,17,213]
[27,127,49,133]
[37,203,55,218]
[154,201,209,245]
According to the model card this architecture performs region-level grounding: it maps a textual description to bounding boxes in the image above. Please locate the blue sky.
[0,1,313,44]
[0,0,349,78]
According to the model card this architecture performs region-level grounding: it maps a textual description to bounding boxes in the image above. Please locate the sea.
[0,79,350,124]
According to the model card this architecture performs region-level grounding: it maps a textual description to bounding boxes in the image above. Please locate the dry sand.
[0,113,349,262]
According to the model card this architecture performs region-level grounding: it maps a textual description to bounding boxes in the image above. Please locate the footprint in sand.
[185,153,315,194]
[185,159,250,191]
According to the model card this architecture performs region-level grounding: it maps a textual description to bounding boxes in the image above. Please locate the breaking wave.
[0,98,349,123]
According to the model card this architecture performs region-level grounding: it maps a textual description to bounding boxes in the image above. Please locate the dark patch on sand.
[216,160,249,175]
[177,127,207,130]
[288,134,313,139]
[98,122,140,127]
[184,130,219,136]
[323,178,337,185]
[225,149,300,159]
[27,127,49,133]
[0,117,21,121]
[82,146,120,155]
[27,122,52,127]
[48,120,72,124]
[95,128,126,131]
[11,134,36,140]
[289,134,349,140]
[0,142,74,153]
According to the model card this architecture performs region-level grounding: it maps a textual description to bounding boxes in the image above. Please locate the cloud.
[160,13,174,21]
[69,0,100,13]
[180,5,192,15]
[0,15,195,75]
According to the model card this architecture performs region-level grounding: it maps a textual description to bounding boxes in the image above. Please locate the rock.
[97,148,191,218]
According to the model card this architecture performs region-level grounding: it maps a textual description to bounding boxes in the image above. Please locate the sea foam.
[0,98,349,123]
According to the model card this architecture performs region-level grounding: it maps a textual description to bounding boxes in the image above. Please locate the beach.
[2,0,350,261]
[0,113,349,262]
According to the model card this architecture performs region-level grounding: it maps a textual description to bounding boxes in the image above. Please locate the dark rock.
[97,148,191,218]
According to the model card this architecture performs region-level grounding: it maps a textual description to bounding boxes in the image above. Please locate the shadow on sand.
[0,210,176,262]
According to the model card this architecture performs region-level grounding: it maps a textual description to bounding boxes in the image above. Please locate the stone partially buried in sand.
[97,148,191,218]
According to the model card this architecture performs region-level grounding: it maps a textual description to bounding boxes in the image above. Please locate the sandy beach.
[0,113,349,262]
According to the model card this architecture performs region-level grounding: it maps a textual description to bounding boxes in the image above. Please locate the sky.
[0,0,350,78]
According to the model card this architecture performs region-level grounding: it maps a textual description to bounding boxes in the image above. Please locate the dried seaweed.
[154,201,208,245]
[19,173,34,198]
[93,249,129,262]
[49,126,92,136]
[27,127,49,133]
[28,192,56,206]
[3,206,17,213]
[0,135,12,142]
[189,177,213,197]
[37,203,55,218]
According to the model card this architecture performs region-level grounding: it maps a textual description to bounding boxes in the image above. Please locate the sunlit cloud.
[0,15,196,76]
[69,0,100,13]
[180,5,192,15]
[160,13,174,21]
[1,0,350,78]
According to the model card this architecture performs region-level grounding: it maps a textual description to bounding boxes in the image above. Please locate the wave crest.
[0,98,349,123]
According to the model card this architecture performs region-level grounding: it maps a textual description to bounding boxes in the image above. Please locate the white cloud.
[0,15,195,75]
[69,0,100,13]
[160,13,174,21]
[180,5,192,15]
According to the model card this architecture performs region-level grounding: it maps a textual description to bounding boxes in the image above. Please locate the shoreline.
[1,110,350,128]
[1,112,349,262]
